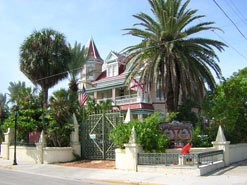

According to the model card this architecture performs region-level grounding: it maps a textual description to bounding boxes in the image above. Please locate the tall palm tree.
[20,28,70,108]
[68,42,88,92]
[123,0,226,112]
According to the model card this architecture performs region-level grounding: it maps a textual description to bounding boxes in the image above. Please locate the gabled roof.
[105,51,128,64]
[86,37,103,62]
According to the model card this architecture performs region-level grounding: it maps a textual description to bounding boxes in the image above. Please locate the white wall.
[9,146,38,163]
[7,146,74,164]
[229,144,247,164]
[43,147,74,164]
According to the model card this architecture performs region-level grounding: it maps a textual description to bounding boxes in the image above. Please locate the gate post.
[71,114,81,157]
[36,131,45,164]
[212,126,230,166]
[123,127,143,171]
[1,128,14,159]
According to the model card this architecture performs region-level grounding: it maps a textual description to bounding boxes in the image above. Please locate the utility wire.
[228,0,247,26]
[35,67,83,82]
[213,0,247,41]
[198,18,247,62]
[211,29,247,62]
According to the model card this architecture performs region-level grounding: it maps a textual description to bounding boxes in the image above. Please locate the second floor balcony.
[97,94,151,106]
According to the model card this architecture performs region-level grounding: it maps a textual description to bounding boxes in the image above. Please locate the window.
[156,84,164,100]
[108,65,112,77]
[87,65,94,80]
[113,64,118,76]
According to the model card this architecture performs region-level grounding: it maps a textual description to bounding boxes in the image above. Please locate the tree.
[45,89,75,147]
[68,42,88,92]
[20,28,70,108]
[123,0,226,112]
[2,100,43,143]
[7,81,39,104]
[110,112,169,152]
[202,67,247,143]
[0,93,9,141]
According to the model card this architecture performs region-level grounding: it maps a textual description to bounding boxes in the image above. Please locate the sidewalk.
[1,158,247,185]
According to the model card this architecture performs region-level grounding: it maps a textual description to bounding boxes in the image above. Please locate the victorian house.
[79,37,166,120]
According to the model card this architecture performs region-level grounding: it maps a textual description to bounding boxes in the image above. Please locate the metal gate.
[82,112,123,160]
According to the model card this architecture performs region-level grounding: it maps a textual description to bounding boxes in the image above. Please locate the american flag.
[79,85,88,107]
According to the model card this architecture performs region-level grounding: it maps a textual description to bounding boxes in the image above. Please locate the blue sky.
[0,0,246,96]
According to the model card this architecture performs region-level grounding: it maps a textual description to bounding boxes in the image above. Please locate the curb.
[87,178,163,185]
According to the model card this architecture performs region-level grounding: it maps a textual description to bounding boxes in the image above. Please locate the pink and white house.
[79,37,167,119]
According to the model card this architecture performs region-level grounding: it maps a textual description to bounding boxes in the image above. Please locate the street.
[0,168,118,185]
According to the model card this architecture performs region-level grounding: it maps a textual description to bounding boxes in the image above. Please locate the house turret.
[79,37,103,89]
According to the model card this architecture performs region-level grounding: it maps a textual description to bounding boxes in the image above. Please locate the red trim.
[120,103,154,111]
[94,64,126,81]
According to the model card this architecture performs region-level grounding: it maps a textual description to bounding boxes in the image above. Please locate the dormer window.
[108,65,112,77]
[107,63,118,77]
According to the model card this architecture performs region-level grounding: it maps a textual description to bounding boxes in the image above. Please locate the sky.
[0,0,247,96]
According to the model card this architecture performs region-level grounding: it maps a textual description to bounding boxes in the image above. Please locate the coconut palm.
[20,28,70,108]
[123,0,226,112]
[68,42,88,92]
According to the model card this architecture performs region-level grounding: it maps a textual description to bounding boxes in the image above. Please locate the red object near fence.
[29,131,41,144]
[180,142,192,154]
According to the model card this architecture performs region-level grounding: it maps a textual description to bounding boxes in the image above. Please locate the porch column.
[138,114,143,121]
[112,88,116,103]
[94,91,97,99]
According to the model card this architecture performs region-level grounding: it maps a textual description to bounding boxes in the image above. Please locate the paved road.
[1,158,247,185]
[0,168,118,185]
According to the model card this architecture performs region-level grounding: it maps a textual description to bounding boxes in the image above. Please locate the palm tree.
[0,93,9,121]
[68,42,88,92]
[20,28,70,108]
[7,81,39,104]
[123,0,226,112]
[99,99,114,113]
[47,89,75,147]
[0,93,9,141]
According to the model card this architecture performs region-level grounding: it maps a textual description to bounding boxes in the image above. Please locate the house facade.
[78,37,166,119]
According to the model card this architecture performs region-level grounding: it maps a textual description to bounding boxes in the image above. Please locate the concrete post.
[123,127,143,171]
[35,131,45,164]
[70,114,81,157]
[212,126,231,166]
[124,107,133,124]
[0,128,14,159]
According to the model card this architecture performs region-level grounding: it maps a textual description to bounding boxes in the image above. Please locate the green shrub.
[190,123,217,147]
[110,112,169,153]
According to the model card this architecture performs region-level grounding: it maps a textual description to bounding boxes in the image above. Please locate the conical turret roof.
[86,36,103,62]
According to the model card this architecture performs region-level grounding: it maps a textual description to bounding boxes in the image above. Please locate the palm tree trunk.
[43,87,48,109]
[166,89,177,112]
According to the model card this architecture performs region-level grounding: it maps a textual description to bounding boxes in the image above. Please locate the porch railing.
[196,150,224,167]
[137,150,224,168]
[138,153,179,166]
[97,94,150,106]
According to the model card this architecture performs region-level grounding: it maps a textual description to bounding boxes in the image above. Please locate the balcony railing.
[97,94,150,106]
